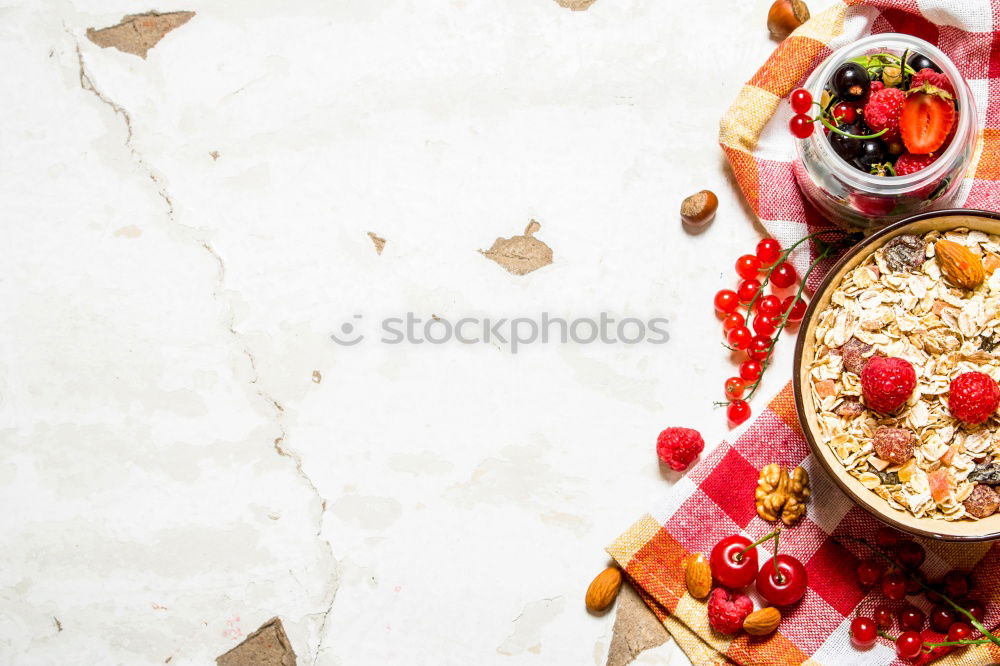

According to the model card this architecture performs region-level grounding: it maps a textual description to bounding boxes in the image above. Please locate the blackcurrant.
[855,138,887,171]
[829,124,862,160]
[832,62,870,101]
[907,52,941,73]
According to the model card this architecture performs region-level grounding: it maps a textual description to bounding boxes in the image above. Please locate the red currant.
[756,554,807,606]
[948,622,972,641]
[789,114,815,139]
[753,313,777,337]
[895,631,923,660]
[831,101,857,125]
[737,279,761,303]
[849,616,877,649]
[725,377,746,399]
[756,238,782,266]
[727,400,751,427]
[875,527,901,549]
[782,296,807,322]
[770,262,797,289]
[714,289,739,314]
[929,606,957,633]
[905,570,926,596]
[943,570,971,599]
[736,254,762,280]
[964,599,986,623]
[855,559,883,587]
[722,313,744,333]
[747,335,772,362]
[897,540,926,568]
[898,605,925,631]
[757,295,783,317]
[739,360,763,382]
[874,605,894,630]
[882,571,907,601]
[709,535,759,588]
[789,88,813,114]
[727,326,752,350]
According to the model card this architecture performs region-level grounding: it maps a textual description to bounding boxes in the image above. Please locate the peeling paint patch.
[86,11,195,59]
[216,617,296,666]
[367,231,386,255]
[312,370,322,384]
[497,597,565,656]
[209,151,220,161]
[114,224,142,238]
[554,0,598,10]
[480,220,553,276]
[606,582,669,666]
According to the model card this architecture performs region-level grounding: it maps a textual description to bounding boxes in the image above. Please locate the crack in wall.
[73,37,339,663]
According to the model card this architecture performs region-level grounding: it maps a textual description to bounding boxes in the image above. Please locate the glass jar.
[793,33,978,232]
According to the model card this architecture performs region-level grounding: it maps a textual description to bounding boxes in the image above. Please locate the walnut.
[755,464,810,525]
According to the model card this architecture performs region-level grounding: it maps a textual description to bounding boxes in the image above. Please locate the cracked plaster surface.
[0,0,818,663]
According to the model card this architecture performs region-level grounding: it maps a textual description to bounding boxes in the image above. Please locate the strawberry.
[900,83,956,155]
[863,87,905,141]
[895,152,937,176]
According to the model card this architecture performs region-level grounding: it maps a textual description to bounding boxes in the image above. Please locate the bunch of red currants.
[715,238,807,427]
[848,527,988,660]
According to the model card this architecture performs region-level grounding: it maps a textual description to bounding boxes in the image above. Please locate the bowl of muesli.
[794,209,1000,541]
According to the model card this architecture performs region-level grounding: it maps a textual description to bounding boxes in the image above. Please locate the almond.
[685,553,712,600]
[936,239,985,290]
[585,566,622,612]
[743,606,781,636]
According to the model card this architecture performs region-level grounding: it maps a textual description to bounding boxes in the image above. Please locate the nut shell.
[767,0,809,40]
[585,566,622,612]
[685,553,712,600]
[743,606,782,636]
[935,239,985,289]
[680,190,718,227]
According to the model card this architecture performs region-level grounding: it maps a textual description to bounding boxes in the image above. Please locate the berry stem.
[878,630,896,641]
[771,529,783,584]
[924,639,991,647]
[815,113,888,140]
[834,535,1000,649]
[734,528,781,561]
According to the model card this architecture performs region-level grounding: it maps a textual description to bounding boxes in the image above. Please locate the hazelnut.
[680,190,718,227]
[767,0,810,40]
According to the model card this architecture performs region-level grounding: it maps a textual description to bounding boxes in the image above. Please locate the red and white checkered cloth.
[609,1,1000,664]
[609,387,1000,665]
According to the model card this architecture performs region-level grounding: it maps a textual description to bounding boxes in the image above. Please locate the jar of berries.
[790,34,978,231]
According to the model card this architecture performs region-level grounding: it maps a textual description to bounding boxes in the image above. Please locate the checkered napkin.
[718,0,1000,283]
[608,386,1000,665]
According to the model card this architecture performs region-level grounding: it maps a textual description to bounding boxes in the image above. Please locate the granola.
[809,228,1000,521]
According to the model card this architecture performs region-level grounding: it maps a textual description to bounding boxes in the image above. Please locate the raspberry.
[948,372,1000,424]
[873,426,915,465]
[707,588,753,634]
[861,356,916,413]
[895,152,938,176]
[656,427,705,471]
[863,87,905,141]
[911,68,955,97]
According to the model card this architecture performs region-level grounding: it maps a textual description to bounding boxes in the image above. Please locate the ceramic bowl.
[794,209,1000,541]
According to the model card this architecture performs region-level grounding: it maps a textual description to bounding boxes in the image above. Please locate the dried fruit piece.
[685,553,712,600]
[835,398,864,420]
[743,607,782,636]
[872,427,915,465]
[755,464,810,525]
[767,0,809,39]
[936,239,985,290]
[814,379,836,397]
[964,484,1000,519]
[928,469,951,503]
[837,337,874,376]
[707,588,753,634]
[898,459,917,483]
[586,566,622,612]
[680,190,718,227]
[985,253,1000,274]
[883,235,926,273]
